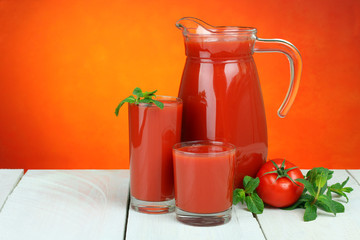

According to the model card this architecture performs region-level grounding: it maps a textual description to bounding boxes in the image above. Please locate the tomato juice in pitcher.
[176,17,302,188]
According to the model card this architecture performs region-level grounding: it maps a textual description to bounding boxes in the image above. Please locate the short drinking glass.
[173,140,236,226]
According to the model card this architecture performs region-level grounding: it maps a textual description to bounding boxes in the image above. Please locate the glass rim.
[129,95,182,107]
[183,27,257,37]
[155,95,182,103]
[173,140,236,156]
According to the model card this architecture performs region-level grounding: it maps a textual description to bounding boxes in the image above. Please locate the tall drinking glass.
[129,96,182,214]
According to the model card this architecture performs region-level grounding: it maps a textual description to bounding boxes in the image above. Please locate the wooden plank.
[0,169,23,210]
[126,204,265,240]
[0,170,129,240]
[256,170,360,240]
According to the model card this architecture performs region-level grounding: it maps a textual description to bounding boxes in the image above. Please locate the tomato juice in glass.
[178,38,268,189]
[129,96,182,213]
[173,141,235,226]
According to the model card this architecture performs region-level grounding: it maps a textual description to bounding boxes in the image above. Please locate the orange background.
[0,0,359,170]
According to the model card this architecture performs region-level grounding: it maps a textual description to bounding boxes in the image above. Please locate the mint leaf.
[305,168,317,183]
[245,193,264,214]
[153,100,164,109]
[317,198,344,214]
[315,171,329,189]
[331,183,342,189]
[285,168,352,222]
[306,168,333,184]
[133,87,143,97]
[297,178,316,197]
[137,99,164,109]
[341,177,350,188]
[304,202,317,221]
[244,177,260,193]
[115,96,136,116]
[342,187,353,193]
[233,189,241,205]
[239,189,246,204]
[317,195,337,215]
[233,175,262,214]
[243,176,252,187]
[328,170,334,180]
[233,189,245,205]
[330,200,345,213]
[115,87,164,115]
[317,191,345,214]
[282,193,313,210]
[330,188,349,202]
[143,90,157,98]
[329,177,353,202]
[319,182,328,195]
[138,98,152,103]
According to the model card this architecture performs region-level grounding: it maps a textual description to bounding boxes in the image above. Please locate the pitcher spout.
[176,17,257,37]
[176,17,215,36]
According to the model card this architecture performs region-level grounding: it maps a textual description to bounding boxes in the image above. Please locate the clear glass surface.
[176,17,302,189]
[129,95,182,214]
[173,140,236,226]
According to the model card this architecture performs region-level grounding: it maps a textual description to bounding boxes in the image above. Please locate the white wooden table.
[0,169,359,240]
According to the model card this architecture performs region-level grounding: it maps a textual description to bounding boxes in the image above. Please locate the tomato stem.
[263,160,301,186]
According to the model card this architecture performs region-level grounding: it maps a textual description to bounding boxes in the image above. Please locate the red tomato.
[256,159,304,208]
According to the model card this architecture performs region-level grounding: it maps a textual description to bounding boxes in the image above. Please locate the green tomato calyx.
[261,160,301,186]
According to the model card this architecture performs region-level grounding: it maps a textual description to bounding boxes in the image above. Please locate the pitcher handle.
[254,38,302,118]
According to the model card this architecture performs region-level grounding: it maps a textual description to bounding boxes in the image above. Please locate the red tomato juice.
[129,98,182,202]
[179,38,268,188]
[173,144,235,213]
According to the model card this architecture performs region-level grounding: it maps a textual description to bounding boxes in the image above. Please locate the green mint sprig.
[283,167,353,221]
[115,87,164,116]
[233,176,264,214]
[328,177,353,202]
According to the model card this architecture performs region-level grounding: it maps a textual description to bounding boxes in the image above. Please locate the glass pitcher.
[176,17,302,188]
